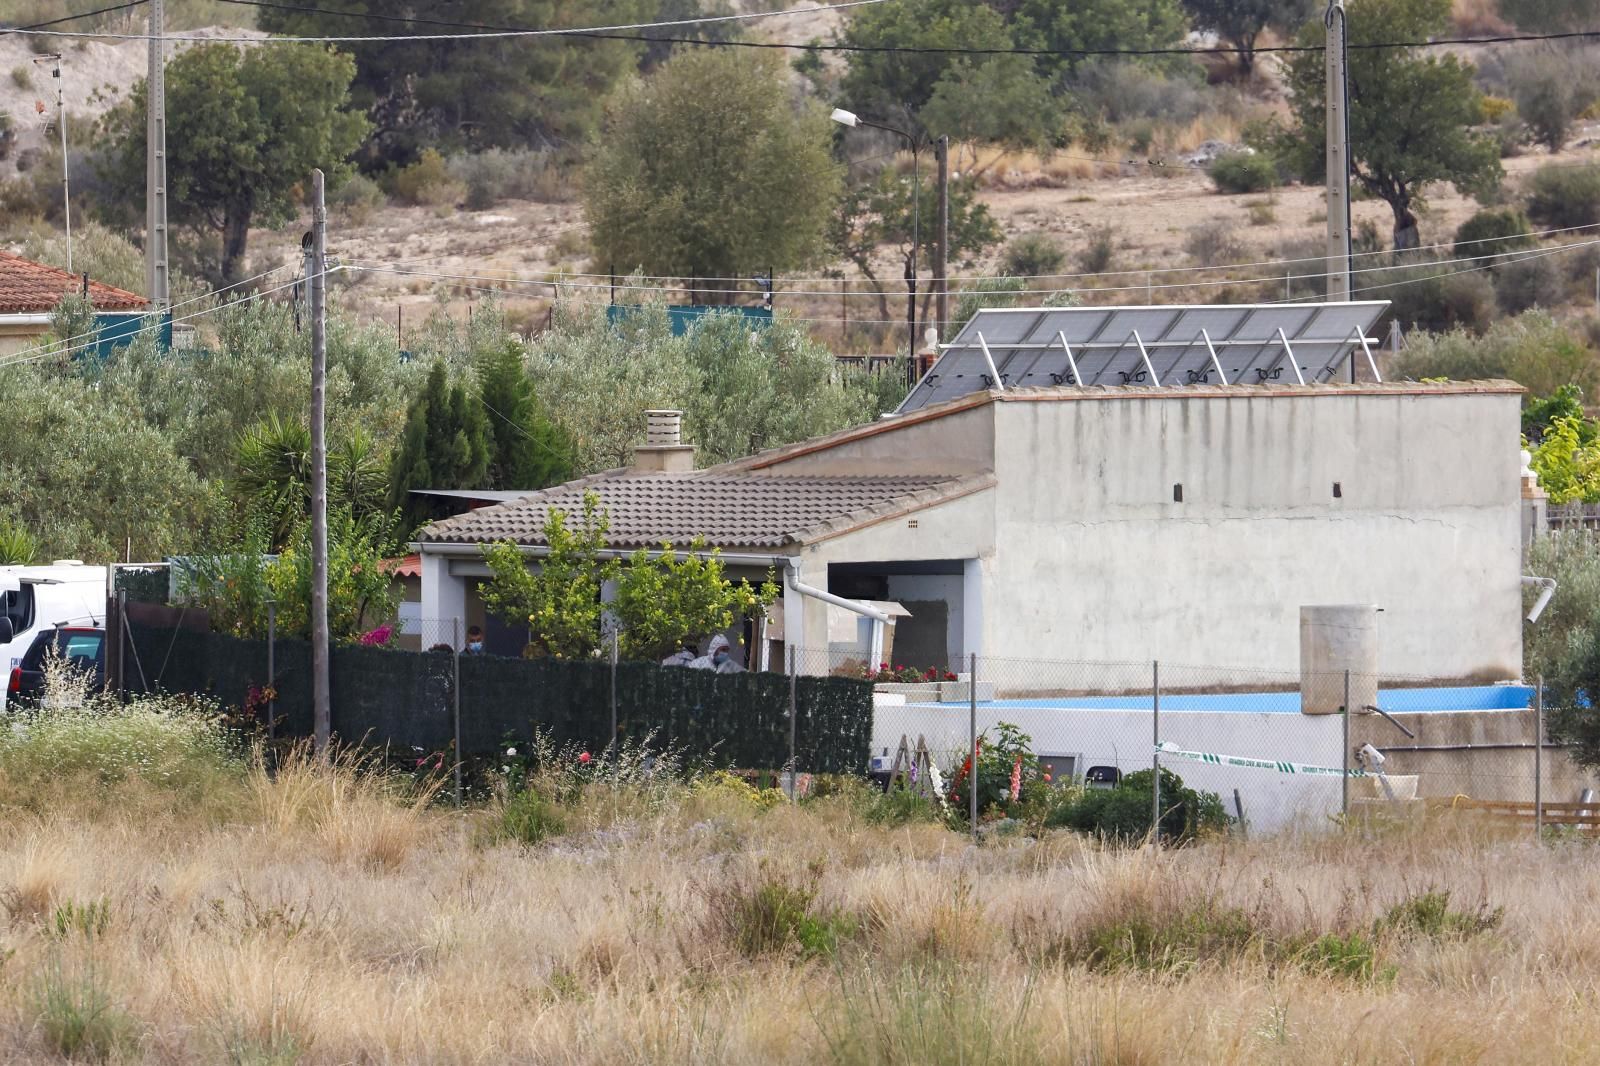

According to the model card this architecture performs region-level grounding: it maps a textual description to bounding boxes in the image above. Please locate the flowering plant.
[863,663,960,684]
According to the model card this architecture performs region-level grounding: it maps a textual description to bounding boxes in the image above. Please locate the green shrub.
[0,519,39,564]
[1001,232,1066,277]
[1526,164,1600,229]
[1077,900,1259,974]
[1046,767,1228,844]
[1389,309,1596,396]
[496,787,565,846]
[1495,253,1566,314]
[0,689,243,809]
[1078,224,1116,274]
[447,147,564,209]
[33,900,139,1062]
[1293,931,1385,981]
[863,786,942,827]
[1454,207,1536,259]
[710,874,856,958]
[1209,152,1277,195]
[1184,220,1246,266]
[388,149,462,207]
[10,66,31,90]
[329,172,385,224]
[1378,889,1503,940]
[1370,265,1495,335]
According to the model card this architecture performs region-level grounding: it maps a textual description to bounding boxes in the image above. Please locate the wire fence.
[110,608,1599,838]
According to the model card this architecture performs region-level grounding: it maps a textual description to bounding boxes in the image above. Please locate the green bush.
[1001,232,1066,277]
[1495,253,1566,314]
[1077,900,1259,974]
[1369,265,1495,335]
[1208,152,1277,195]
[388,149,462,207]
[447,147,565,210]
[1388,309,1596,396]
[1454,207,1536,260]
[1526,164,1600,229]
[496,787,565,846]
[1378,889,1503,940]
[1046,767,1228,844]
[1078,224,1117,274]
[0,689,243,809]
[709,874,856,959]
[329,172,385,224]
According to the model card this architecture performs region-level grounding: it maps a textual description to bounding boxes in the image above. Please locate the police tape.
[1156,741,1368,778]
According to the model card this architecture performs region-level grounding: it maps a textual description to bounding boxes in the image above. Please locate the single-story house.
[415,303,1525,685]
[0,249,157,358]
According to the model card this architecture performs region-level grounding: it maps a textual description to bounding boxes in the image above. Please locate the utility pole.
[1325,0,1354,318]
[308,170,331,757]
[145,0,170,309]
[934,134,949,350]
[905,140,920,392]
[32,54,72,273]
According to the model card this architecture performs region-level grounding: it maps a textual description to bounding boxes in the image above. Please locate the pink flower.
[578,752,592,764]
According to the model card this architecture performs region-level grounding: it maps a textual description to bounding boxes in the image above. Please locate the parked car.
[6,625,106,709]
[0,562,107,711]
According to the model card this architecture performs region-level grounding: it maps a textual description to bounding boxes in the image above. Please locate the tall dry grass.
[0,731,1595,1065]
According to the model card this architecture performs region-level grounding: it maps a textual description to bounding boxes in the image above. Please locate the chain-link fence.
[113,614,1598,836]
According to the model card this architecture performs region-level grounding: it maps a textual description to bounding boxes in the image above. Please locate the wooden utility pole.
[145,0,169,308]
[1325,0,1353,314]
[309,171,330,756]
[934,134,949,348]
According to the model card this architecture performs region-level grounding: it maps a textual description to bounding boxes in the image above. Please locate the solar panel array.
[899,302,1390,414]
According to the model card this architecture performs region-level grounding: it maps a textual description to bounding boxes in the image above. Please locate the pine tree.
[474,341,574,491]
[386,362,492,533]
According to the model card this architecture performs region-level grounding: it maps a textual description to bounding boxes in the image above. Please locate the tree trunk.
[221,200,253,287]
[1391,195,1420,252]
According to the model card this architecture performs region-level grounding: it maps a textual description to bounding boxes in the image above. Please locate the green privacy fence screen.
[126,624,873,773]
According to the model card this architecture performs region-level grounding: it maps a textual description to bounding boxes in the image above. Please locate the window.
[1,586,34,639]
[61,633,103,666]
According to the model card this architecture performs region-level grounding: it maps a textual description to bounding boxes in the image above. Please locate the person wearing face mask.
[464,625,485,655]
[688,633,729,671]
[712,640,745,674]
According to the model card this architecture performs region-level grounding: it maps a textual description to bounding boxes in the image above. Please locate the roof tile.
[0,250,148,314]
[417,473,983,550]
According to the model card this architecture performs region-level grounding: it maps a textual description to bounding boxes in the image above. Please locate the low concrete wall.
[1352,710,1600,803]
[872,695,1344,833]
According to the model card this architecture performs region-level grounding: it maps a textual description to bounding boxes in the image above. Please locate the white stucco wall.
[872,696,1346,833]
[984,387,1523,681]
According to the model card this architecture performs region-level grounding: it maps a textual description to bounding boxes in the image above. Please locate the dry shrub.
[1,836,71,925]
[1183,220,1246,266]
[1452,0,1513,34]
[387,149,464,207]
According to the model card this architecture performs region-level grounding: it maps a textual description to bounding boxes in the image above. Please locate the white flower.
[505,746,518,756]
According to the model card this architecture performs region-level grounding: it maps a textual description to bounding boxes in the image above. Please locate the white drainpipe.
[1523,575,1557,624]
[784,568,891,669]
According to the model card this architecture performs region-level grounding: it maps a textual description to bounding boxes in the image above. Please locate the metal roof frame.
[899,302,1389,413]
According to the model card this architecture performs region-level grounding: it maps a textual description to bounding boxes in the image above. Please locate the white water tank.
[1299,604,1379,715]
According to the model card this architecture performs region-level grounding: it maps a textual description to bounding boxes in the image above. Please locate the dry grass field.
[1,692,1598,1064]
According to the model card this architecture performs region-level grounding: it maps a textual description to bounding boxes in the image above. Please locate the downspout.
[1523,575,1556,624]
[784,567,892,669]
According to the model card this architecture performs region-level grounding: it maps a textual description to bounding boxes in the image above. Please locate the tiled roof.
[417,472,989,550]
[0,250,148,314]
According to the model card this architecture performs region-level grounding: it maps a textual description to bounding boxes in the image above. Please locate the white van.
[0,562,107,710]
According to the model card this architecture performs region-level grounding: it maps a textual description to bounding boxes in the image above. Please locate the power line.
[2,0,150,34]
[56,0,1600,56]
[343,220,1600,289]
[0,0,893,43]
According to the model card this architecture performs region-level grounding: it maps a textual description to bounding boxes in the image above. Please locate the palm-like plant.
[233,415,390,550]
[0,521,39,565]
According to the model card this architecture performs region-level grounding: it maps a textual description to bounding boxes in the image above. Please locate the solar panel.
[899,301,1389,413]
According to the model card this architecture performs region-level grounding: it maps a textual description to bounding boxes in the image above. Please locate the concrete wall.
[871,696,1344,833]
[792,487,995,661]
[750,401,995,478]
[985,387,1523,680]
[1352,709,1600,804]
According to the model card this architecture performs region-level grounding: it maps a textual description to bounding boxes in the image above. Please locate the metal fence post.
[116,589,128,699]
[1152,660,1161,846]
[969,652,978,840]
[1535,676,1544,843]
[266,601,276,744]
[609,629,619,758]
[787,645,798,802]
[453,618,462,807]
[1342,669,1350,820]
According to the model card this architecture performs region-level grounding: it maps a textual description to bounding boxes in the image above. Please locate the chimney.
[633,409,695,473]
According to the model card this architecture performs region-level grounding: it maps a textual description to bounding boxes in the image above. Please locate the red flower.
[578,752,592,764]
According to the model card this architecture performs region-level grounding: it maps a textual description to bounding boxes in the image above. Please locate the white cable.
[358,220,1600,285]
[346,239,1600,299]
[0,271,314,370]
[0,0,891,43]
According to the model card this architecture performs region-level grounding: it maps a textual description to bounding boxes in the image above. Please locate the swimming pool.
[905,685,1533,715]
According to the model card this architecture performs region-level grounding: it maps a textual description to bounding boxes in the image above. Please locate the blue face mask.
[713,650,728,665]
[467,642,483,653]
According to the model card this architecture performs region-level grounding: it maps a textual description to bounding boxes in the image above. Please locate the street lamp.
[833,107,919,388]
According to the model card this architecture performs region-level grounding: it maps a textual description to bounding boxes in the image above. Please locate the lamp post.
[833,108,920,389]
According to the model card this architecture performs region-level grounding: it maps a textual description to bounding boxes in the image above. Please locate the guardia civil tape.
[1155,741,1369,778]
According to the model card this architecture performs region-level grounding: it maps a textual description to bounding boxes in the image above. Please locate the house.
[415,303,1525,685]
[0,249,158,358]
